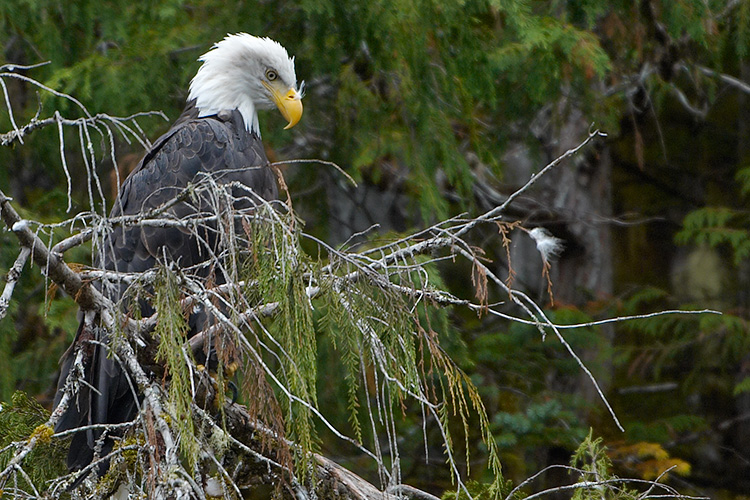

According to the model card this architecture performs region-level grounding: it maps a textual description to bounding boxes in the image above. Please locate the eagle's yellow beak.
[264,81,303,129]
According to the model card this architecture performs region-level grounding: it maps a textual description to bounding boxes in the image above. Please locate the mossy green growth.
[243,205,320,481]
[152,265,199,469]
[0,391,68,493]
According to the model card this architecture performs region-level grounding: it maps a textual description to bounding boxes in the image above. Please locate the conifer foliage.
[2,0,750,498]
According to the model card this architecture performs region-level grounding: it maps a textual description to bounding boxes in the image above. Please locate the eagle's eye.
[266,69,278,81]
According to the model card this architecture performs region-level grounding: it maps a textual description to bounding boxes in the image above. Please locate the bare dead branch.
[453,129,607,238]
[0,188,107,312]
[0,246,30,320]
[219,402,409,499]
[271,158,358,187]
[693,63,750,95]
[51,227,95,256]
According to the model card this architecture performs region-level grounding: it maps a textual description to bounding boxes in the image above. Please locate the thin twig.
[271,158,358,187]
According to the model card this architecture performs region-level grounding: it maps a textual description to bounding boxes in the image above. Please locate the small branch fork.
[0,110,164,149]
[0,188,108,312]
[504,464,707,500]
[0,63,166,212]
[0,117,718,499]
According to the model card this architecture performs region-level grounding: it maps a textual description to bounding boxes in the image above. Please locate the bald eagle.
[53,34,303,476]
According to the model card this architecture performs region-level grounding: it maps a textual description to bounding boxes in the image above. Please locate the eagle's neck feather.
[189,80,260,136]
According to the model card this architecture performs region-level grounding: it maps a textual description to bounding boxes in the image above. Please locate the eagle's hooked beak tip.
[265,80,303,130]
[281,88,303,130]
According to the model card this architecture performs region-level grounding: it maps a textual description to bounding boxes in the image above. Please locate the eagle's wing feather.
[106,108,275,275]
[55,106,277,473]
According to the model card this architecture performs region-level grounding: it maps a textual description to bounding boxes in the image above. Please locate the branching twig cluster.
[0,63,166,212]
[0,66,720,499]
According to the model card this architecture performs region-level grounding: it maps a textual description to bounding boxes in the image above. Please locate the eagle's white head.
[188,33,303,135]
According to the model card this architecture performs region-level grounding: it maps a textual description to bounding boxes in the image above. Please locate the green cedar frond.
[676,207,750,265]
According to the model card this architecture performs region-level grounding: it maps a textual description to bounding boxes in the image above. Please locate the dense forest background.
[1,0,749,498]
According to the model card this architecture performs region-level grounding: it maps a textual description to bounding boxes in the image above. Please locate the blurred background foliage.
[2,0,750,497]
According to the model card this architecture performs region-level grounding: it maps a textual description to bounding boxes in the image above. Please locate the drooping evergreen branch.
[1,121,720,499]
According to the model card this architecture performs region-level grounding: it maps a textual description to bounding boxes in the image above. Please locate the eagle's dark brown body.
[54,100,277,472]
